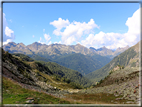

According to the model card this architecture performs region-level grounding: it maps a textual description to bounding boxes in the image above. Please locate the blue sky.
[2,2,140,49]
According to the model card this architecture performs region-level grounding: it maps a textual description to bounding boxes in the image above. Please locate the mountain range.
[89,45,129,59]
[3,42,129,75]
[3,42,129,59]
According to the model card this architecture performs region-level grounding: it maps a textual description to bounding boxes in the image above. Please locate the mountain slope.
[54,53,111,75]
[37,61,92,87]
[3,50,92,89]
[86,41,140,83]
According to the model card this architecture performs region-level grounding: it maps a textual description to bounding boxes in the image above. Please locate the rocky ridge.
[82,67,140,104]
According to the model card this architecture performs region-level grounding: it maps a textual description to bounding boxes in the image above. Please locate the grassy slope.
[7,52,92,88]
[36,61,92,88]
[2,77,74,104]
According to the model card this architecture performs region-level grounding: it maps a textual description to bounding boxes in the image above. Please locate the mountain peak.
[89,47,97,51]
[102,46,107,49]
[4,42,17,47]
[33,42,42,45]
[17,42,26,47]
[97,46,109,51]
[8,42,16,45]
[116,45,129,51]
[76,43,82,46]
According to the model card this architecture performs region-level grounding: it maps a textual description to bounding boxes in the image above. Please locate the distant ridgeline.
[3,42,128,75]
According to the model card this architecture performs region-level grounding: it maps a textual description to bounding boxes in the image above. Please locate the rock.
[130,96,136,101]
[114,94,119,97]
[126,101,133,104]
[26,97,34,100]
[115,98,120,100]
[25,100,34,103]
[6,90,9,92]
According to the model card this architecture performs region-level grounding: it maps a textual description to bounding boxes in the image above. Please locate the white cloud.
[44,34,51,42]
[50,18,70,36]
[32,35,35,38]
[3,39,12,46]
[38,37,45,44]
[38,34,51,45]
[54,41,61,44]
[48,41,52,45]
[1,10,15,45]
[5,26,14,37]
[125,8,140,35]
[81,8,140,49]
[64,36,76,45]
[50,18,70,30]
[50,18,99,45]
[43,29,45,32]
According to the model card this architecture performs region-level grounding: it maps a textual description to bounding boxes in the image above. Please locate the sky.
[2,2,140,50]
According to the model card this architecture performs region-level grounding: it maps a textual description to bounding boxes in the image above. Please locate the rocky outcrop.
[2,50,65,97]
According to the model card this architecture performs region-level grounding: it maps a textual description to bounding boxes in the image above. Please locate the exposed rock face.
[3,42,96,57]
[4,41,130,60]
[90,45,129,59]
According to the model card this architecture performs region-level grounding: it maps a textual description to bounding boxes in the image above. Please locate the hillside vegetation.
[3,50,92,91]
[86,41,140,83]
[34,61,92,87]
[54,53,110,75]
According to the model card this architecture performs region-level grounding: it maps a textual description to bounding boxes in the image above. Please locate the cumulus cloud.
[44,34,51,42]
[1,10,15,46]
[50,18,70,29]
[50,18,70,36]
[38,37,45,44]
[5,26,14,37]
[32,35,35,38]
[81,8,140,49]
[50,18,99,45]
[3,39,13,46]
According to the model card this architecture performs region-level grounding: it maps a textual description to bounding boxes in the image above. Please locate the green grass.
[2,77,73,104]
[65,93,130,104]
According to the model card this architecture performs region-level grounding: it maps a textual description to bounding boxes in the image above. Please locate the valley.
[2,41,141,105]
[2,2,141,105]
